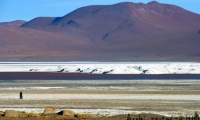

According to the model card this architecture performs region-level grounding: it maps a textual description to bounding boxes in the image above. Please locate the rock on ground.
[43,107,55,114]
[4,110,18,117]
[59,110,74,117]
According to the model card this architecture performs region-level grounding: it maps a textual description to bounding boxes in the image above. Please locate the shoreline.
[0,72,200,80]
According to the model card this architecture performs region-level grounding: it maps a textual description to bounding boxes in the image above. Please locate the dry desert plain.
[0,62,200,119]
[0,80,200,120]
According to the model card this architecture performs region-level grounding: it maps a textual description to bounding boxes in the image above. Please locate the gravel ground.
[0,80,200,116]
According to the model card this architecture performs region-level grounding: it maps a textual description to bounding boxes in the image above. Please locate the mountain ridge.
[0,20,26,27]
[0,1,200,61]
[21,1,200,40]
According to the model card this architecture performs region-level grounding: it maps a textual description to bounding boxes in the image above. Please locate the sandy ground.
[0,80,200,117]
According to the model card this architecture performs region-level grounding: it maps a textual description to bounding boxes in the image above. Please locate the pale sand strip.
[1,94,200,100]
[1,90,200,95]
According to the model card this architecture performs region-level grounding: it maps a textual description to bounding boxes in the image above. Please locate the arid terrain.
[0,80,200,119]
[0,1,200,119]
[0,1,200,61]
[0,20,26,27]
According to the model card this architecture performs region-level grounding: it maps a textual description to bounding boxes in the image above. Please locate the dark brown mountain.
[0,20,26,27]
[0,1,200,61]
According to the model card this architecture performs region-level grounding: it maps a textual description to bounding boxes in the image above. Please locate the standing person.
[127,114,131,120]
[20,92,23,99]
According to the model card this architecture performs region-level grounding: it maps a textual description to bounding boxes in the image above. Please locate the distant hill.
[0,1,200,61]
[21,17,55,30]
[0,20,26,27]
[21,1,200,43]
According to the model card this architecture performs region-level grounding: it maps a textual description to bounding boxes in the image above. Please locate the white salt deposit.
[0,62,200,74]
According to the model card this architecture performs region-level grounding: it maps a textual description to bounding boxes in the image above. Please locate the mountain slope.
[0,1,200,61]
[22,1,200,44]
[21,17,55,30]
[0,26,93,61]
[0,20,26,27]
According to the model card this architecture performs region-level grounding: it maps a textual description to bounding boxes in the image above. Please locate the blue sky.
[0,0,199,22]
